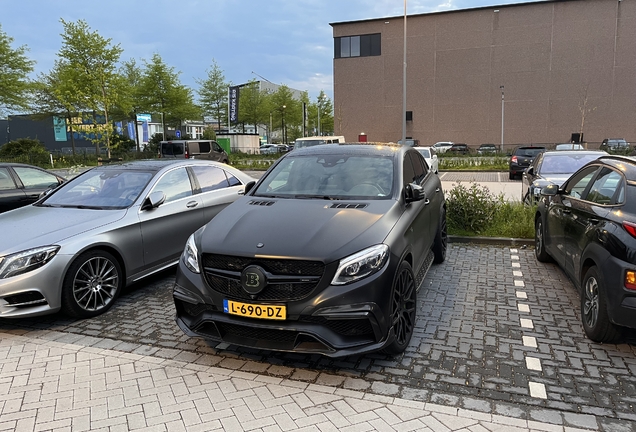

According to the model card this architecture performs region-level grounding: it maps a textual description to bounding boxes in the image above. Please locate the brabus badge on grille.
[241,265,267,295]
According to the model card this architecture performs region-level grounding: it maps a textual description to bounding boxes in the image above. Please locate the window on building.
[406,111,413,122]
[335,33,381,59]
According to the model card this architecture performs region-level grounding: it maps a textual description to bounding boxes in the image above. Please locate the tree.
[118,59,145,150]
[138,54,201,134]
[315,91,334,136]
[578,83,597,143]
[237,79,272,134]
[0,24,35,115]
[197,59,229,131]
[270,85,300,144]
[57,19,125,158]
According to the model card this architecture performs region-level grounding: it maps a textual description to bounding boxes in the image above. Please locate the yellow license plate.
[223,299,286,320]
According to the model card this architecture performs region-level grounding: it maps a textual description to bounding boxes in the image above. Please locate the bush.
[481,201,535,238]
[0,138,48,157]
[446,182,502,234]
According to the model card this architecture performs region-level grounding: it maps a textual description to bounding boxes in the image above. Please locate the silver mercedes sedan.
[0,159,255,319]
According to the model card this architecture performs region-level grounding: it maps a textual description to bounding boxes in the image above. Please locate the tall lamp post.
[317,95,324,136]
[281,105,286,144]
[401,0,407,145]
[500,85,505,153]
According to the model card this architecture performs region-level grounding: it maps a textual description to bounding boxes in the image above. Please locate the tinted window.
[14,167,59,189]
[192,165,229,192]
[0,168,16,190]
[403,155,416,186]
[408,152,427,183]
[565,166,598,199]
[198,142,211,153]
[152,168,193,203]
[515,147,545,157]
[161,143,184,156]
[226,172,241,187]
[213,142,223,152]
[585,168,623,205]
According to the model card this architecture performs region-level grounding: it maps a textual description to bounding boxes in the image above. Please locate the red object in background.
[358,134,367,142]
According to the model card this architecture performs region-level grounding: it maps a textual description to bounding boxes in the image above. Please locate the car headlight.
[331,244,389,285]
[182,233,200,274]
[0,246,60,279]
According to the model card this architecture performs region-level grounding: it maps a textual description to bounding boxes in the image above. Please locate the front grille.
[202,254,325,301]
[216,322,298,343]
[300,316,374,337]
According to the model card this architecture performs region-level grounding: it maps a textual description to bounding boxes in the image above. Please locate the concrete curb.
[449,235,534,247]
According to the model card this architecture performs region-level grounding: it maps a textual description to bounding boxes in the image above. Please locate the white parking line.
[513,270,523,277]
[516,291,527,299]
[522,336,537,347]
[511,255,520,260]
[520,318,534,329]
[518,303,530,313]
[512,262,521,268]
[514,280,525,287]
[526,357,542,371]
[510,248,518,253]
[529,382,547,399]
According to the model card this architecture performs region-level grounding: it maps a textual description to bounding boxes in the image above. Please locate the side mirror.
[405,183,426,203]
[241,180,256,195]
[526,167,534,176]
[541,184,560,197]
[141,191,166,211]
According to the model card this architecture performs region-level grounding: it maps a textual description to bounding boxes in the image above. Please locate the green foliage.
[446,182,502,234]
[481,201,535,238]
[110,134,136,153]
[0,24,35,114]
[202,127,216,140]
[0,138,48,157]
[196,59,228,130]
[438,156,508,171]
[238,79,271,131]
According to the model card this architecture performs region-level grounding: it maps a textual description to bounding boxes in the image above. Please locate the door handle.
[588,218,599,225]
[186,201,199,208]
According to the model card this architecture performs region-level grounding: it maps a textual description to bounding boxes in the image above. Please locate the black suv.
[508,146,546,179]
[535,155,636,342]
[447,143,470,155]
[600,138,629,153]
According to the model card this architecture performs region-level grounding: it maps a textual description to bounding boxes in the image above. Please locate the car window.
[403,154,416,186]
[254,154,394,199]
[515,147,545,157]
[161,143,184,156]
[197,141,211,153]
[408,151,427,183]
[226,172,241,186]
[13,167,59,189]
[584,168,624,205]
[213,142,223,152]
[191,165,230,192]
[0,168,16,190]
[565,166,598,199]
[418,148,430,158]
[152,167,193,203]
[539,154,603,175]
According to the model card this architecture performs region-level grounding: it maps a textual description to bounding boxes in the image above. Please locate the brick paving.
[1,245,636,431]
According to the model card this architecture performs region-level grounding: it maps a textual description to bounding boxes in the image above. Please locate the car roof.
[287,142,404,158]
[90,159,225,172]
[543,150,606,156]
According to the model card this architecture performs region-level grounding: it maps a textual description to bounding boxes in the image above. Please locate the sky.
[2,0,538,103]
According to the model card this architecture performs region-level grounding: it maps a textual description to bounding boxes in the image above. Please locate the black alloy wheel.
[581,266,621,343]
[433,208,447,264]
[534,218,552,262]
[384,261,416,355]
[62,250,123,318]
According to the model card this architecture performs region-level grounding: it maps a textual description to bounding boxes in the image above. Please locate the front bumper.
[173,255,399,357]
[0,254,71,318]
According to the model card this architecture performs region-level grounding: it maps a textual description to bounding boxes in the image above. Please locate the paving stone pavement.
[0,331,614,432]
[2,245,636,431]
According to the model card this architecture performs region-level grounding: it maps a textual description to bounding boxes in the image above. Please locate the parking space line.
[529,382,548,399]
[517,303,530,313]
[513,270,523,277]
[512,262,521,268]
[516,291,527,299]
[526,357,542,371]
[520,318,534,329]
[522,336,537,347]
[514,280,525,287]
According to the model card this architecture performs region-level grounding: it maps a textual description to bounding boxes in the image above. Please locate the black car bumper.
[173,256,399,357]
[509,162,529,175]
[600,254,636,330]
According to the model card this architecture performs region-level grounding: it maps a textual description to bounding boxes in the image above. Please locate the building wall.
[331,0,636,147]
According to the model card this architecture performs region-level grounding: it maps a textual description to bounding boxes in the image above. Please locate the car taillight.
[185,149,189,158]
[623,221,636,238]
[625,270,636,290]
[511,156,518,163]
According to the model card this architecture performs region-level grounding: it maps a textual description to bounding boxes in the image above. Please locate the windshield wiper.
[293,195,338,200]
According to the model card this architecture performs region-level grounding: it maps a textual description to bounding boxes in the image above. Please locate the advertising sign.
[53,116,67,141]
[229,86,240,124]
[136,113,152,123]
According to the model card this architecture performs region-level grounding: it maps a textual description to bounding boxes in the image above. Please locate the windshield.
[41,169,153,209]
[295,139,327,149]
[540,154,601,175]
[254,154,394,200]
[515,147,545,157]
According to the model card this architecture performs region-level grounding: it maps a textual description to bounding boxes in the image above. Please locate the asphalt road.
[2,244,635,430]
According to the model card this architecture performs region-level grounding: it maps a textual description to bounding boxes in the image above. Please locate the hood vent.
[249,200,275,206]
[330,203,368,209]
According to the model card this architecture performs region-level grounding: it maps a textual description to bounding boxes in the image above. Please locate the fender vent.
[249,200,275,206]
[330,203,368,209]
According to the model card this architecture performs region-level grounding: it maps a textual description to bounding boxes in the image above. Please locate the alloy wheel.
[583,276,599,330]
[391,266,416,346]
[536,221,543,255]
[73,256,119,312]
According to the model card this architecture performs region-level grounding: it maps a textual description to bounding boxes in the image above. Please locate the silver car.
[0,159,255,319]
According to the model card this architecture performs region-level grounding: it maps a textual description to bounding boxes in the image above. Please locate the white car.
[432,141,454,154]
[416,146,439,174]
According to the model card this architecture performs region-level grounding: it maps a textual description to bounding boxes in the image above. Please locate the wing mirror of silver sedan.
[141,191,166,210]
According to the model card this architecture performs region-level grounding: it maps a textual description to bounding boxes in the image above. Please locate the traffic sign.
[176,130,181,138]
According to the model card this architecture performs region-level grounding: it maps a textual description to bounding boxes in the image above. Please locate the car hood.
[0,205,127,255]
[535,174,571,186]
[198,198,402,263]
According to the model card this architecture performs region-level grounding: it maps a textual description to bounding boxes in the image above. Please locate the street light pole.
[402,0,407,145]
[500,85,505,153]
[282,105,286,144]
[317,99,321,137]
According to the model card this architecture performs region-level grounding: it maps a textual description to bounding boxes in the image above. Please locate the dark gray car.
[0,159,254,319]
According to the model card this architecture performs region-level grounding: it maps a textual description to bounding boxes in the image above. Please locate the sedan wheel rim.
[73,257,119,312]
[392,268,416,346]
[583,276,599,329]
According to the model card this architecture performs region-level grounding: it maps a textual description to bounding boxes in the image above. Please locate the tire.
[61,250,123,318]
[384,261,417,355]
[534,218,553,263]
[581,267,621,343]
[432,208,447,264]
[509,172,514,180]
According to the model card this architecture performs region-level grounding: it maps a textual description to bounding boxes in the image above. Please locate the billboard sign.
[53,116,67,141]
[229,86,240,124]
[136,113,152,123]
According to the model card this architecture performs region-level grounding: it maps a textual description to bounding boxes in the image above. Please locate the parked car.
[397,139,420,147]
[294,136,346,149]
[173,143,447,357]
[432,141,454,154]
[508,146,546,180]
[0,163,65,213]
[415,146,439,174]
[535,155,636,342]
[600,138,629,152]
[0,159,255,319]
[159,140,229,164]
[521,150,606,204]
[477,144,498,155]
[447,143,470,155]
[555,143,584,151]
[260,144,290,155]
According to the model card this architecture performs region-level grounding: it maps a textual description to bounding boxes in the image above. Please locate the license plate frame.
[223,299,286,320]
